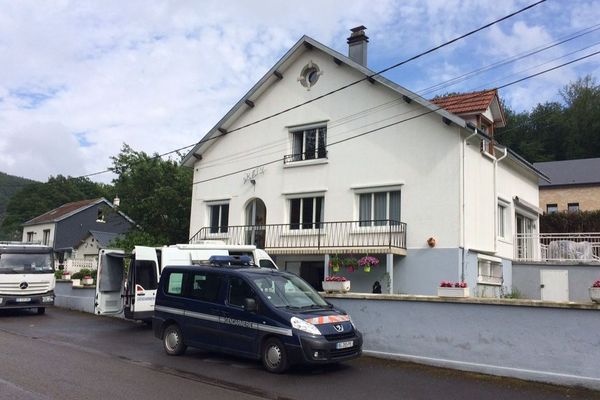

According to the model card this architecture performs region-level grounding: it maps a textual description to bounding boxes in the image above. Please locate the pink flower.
[593,280,600,288]
[325,276,348,282]
[358,256,380,267]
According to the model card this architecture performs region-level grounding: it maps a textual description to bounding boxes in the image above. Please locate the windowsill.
[477,279,502,286]
[283,158,328,169]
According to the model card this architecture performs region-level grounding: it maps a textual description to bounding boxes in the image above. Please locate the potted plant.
[358,255,379,272]
[322,276,351,293]
[71,271,84,286]
[343,256,358,273]
[590,280,600,303]
[329,255,342,273]
[82,275,94,285]
[437,281,470,297]
[62,271,71,280]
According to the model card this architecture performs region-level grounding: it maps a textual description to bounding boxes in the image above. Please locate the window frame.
[208,203,230,234]
[546,204,558,214]
[42,229,50,246]
[567,202,580,213]
[289,196,324,230]
[188,271,223,304]
[358,190,401,227]
[288,126,327,162]
[477,255,503,286]
[226,276,256,309]
[165,272,185,296]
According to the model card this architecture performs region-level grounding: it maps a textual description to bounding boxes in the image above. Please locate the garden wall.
[326,293,600,390]
[54,281,97,314]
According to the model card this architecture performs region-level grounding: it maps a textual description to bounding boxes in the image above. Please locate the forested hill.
[496,75,600,163]
[0,172,37,239]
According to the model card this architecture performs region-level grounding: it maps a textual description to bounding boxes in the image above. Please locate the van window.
[259,259,277,269]
[190,273,222,303]
[228,277,254,308]
[167,272,184,295]
[136,260,158,290]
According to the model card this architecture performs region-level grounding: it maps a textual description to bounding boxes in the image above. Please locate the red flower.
[325,276,348,282]
[593,280,600,288]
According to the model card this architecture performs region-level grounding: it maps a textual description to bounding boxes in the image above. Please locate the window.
[546,204,558,214]
[290,197,324,230]
[359,191,401,226]
[26,232,35,242]
[166,272,184,295]
[568,203,580,213]
[135,260,158,290]
[290,127,327,162]
[209,203,229,233]
[190,272,222,303]
[516,214,535,259]
[42,229,50,246]
[497,203,506,239]
[228,277,255,308]
[478,258,503,285]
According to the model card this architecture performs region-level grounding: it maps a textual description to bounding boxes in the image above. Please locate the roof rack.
[207,255,255,267]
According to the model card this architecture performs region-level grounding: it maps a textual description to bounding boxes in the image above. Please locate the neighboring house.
[22,198,133,262]
[73,230,123,261]
[534,158,600,213]
[182,27,548,297]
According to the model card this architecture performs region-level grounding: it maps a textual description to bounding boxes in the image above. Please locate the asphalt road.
[1,307,599,400]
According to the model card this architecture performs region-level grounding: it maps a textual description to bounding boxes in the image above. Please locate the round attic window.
[298,61,322,90]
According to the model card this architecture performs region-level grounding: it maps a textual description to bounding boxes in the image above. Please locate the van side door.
[221,276,260,357]
[183,271,226,350]
[127,246,160,320]
[94,249,126,315]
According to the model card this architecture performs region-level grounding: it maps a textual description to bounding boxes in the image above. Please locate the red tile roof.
[430,89,497,115]
[24,198,102,225]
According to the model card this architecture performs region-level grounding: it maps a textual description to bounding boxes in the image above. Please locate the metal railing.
[189,220,407,253]
[283,150,328,164]
[514,233,600,263]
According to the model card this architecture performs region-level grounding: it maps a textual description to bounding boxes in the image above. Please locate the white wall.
[22,223,55,246]
[73,235,100,260]
[190,47,462,250]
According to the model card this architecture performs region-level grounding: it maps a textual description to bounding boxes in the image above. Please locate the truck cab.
[94,242,278,321]
[0,242,55,314]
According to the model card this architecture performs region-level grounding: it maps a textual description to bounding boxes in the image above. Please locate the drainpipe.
[493,146,509,253]
[461,126,479,281]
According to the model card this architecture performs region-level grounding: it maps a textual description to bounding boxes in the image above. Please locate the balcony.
[514,233,600,263]
[189,220,407,256]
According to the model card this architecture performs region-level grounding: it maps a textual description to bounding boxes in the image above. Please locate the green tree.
[109,144,192,248]
[1,175,111,240]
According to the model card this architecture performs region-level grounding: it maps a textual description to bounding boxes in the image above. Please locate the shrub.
[541,210,600,233]
[71,271,84,280]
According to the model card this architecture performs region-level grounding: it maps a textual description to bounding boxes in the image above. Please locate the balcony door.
[245,198,266,248]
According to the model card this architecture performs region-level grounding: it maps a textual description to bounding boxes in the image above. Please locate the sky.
[0,0,599,183]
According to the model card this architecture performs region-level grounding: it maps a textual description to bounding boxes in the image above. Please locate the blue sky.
[0,0,598,182]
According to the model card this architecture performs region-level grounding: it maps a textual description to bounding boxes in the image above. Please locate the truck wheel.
[262,338,289,373]
[163,324,187,356]
[36,308,46,315]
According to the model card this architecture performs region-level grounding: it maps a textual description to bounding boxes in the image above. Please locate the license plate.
[336,340,354,349]
[16,297,31,303]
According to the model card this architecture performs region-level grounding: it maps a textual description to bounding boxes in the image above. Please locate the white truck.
[94,242,278,322]
[0,242,55,314]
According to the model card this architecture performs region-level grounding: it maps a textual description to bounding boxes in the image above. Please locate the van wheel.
[262,338,289,373]
[163,324,187,356]
[36,307,46,315]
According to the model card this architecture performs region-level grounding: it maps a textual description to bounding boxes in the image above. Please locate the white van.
[94,242,277,321]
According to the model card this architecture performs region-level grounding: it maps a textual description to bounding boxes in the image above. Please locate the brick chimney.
[347,25,369,66]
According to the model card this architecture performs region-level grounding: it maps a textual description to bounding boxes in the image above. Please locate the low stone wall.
[326,293,600,390]
[54,281,96,314]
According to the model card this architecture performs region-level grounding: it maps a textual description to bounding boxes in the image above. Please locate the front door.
[245,198,267,248]
[300,261,324,291]
[540,269,569,302]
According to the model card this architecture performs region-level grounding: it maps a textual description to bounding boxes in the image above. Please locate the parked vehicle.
[0,242,55,314]
[94,242,278,322]
[153,256,362,373]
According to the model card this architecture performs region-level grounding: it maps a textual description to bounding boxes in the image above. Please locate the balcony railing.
[283,150,328,164]
[514,233,600,263]
[189,220,407,255]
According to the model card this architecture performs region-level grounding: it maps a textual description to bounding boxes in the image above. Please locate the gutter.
[460,127,479,281]
[493,146,509,253]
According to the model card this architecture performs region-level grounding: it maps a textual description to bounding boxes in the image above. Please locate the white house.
[182,27,548,296]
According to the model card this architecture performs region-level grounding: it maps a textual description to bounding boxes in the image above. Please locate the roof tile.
[24,198,102,225]
[430,89,497,115]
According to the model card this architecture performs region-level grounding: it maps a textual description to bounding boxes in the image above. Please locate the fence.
[55,258,97,273]
[514,233,600,262]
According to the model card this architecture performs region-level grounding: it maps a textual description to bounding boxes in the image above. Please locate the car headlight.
[290,316,321,335]
[348,315,356,329]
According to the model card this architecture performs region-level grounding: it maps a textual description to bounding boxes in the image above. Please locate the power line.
[191,49,600,186]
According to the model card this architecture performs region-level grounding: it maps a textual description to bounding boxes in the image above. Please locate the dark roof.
[88,230,123,248]
[431,89,497,114]
[23,198,104,226]
[534,158,600,187]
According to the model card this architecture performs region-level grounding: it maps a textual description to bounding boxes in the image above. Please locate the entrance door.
[300,261,324,291]
[245,198,267,248]
[540,269,569,302]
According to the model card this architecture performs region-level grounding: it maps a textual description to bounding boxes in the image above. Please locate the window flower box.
[322,276,351,293]
[438,281,469,297]
[82,276,94,286]
[590,280,600,303]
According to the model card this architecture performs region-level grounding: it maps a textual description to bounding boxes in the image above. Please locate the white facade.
[22,223,55,246]
[185,36,542,296]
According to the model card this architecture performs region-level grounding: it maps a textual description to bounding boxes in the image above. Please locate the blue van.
[152,257,362,373]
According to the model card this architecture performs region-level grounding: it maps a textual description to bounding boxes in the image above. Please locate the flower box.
[82,276,94,285]
[71,279,81,287]
[437,287,470,297]
[322,280,351,293]
[590,287,600,303]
